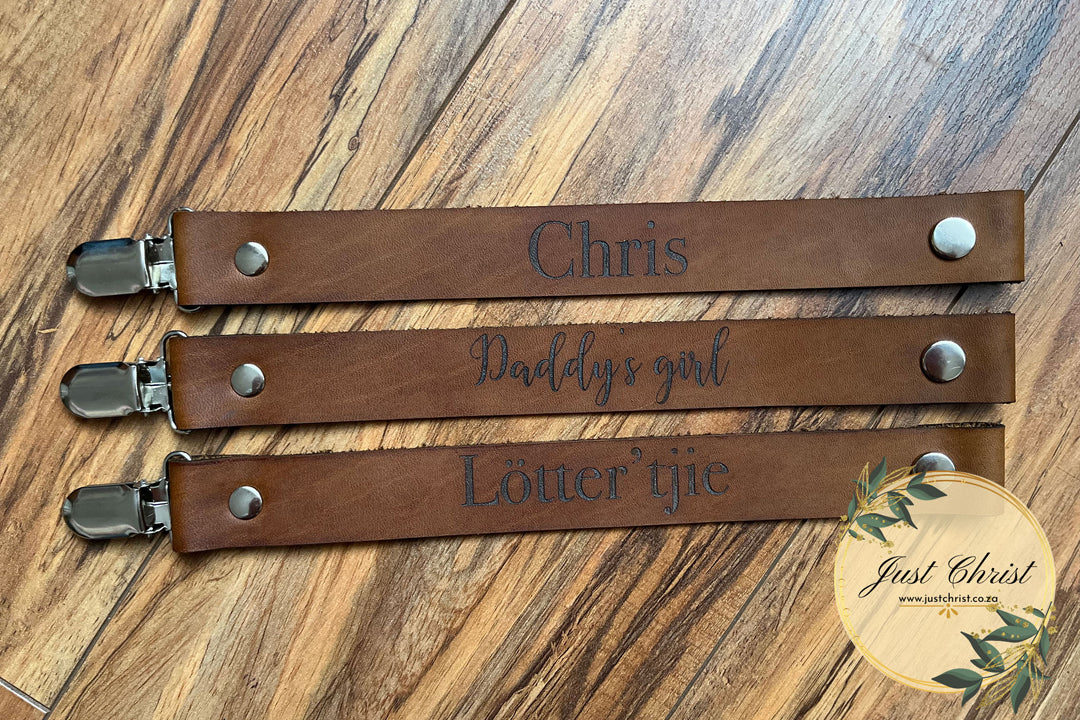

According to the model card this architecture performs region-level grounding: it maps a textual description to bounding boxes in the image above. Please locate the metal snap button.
[231,363,265,397]
[930,217,976,259]
[229,486,263,520]
[921,340,966,382]
[912,452,956,474]
[235,241,269,276]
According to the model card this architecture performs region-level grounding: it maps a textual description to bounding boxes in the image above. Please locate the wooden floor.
[1,0,1079,717]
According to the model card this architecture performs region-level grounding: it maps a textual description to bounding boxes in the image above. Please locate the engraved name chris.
[528,219,688,279]
[470,327,729,405]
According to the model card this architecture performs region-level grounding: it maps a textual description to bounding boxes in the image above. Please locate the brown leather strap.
[168,425,1005,552]
[167,315,1014,430]
[170,191,1024,306]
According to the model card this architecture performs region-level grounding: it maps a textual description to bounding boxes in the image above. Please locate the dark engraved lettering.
[461,455,499,506]
[709,327,730,387]
[652,328,729,404]
[573,331,594,392]
[470,333,508,384]
[530,220,574,279]
[684,447,698,496]
[555,464,572,502]
[685,461,697,496]
[615,239,641,276]
[540,332,566,393]
[644,239,660,276]
[664,237,688,275]
[575,467,603,500]
[509,360,533,386]
[536,465,555,503]
[593,357,615,405]
[530,220,689,280]
[580,221,613,278]
[467,327,728,408]
[702,462,729,495]
[606,466,625,499]
[462,450,727,514]
[501,470,531,504]
[648,458,681,515]
[654,355,675,403]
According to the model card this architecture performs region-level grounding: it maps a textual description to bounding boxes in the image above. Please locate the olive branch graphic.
[932,605,1054,712]
[840,458,946,544]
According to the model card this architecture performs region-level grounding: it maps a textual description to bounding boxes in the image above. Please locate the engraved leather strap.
[166,315,1014,430]
[168,425,1005,552]
[170,191,1024,306]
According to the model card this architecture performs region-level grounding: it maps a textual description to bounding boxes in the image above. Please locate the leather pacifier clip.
[65,192,1024,307]
[60,315,1015,431]
[61,425,1004,551]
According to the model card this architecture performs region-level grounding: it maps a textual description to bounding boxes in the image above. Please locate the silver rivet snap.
[921,340,966,382]
[231,363,265,397]
[229,486,262,520]
[234,241,269,276]
[913,452,956,474]
[930,217,976,259]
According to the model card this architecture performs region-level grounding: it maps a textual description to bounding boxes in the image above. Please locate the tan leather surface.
[168,425,1005,552]
[171,191,1024,306]
[167,315,1015,430]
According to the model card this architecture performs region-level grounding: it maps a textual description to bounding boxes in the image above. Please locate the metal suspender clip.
[60,330,188,432]
[62,452,189,540]
[65,209,197,309]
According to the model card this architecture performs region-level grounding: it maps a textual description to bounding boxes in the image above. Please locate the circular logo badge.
[834,461,1055,711]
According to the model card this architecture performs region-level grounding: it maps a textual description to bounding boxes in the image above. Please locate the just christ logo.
[833,461,1056,712]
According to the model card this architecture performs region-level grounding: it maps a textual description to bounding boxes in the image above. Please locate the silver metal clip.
[60,330,188,432]
[65,209,197,309]
[62,452,189,540]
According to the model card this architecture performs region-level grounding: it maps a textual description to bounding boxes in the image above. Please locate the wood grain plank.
[0,0,509,703]
[41,0,1080,718]
[667,123,1080,720]
[46,524,794,719]
[0,681,45,720]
